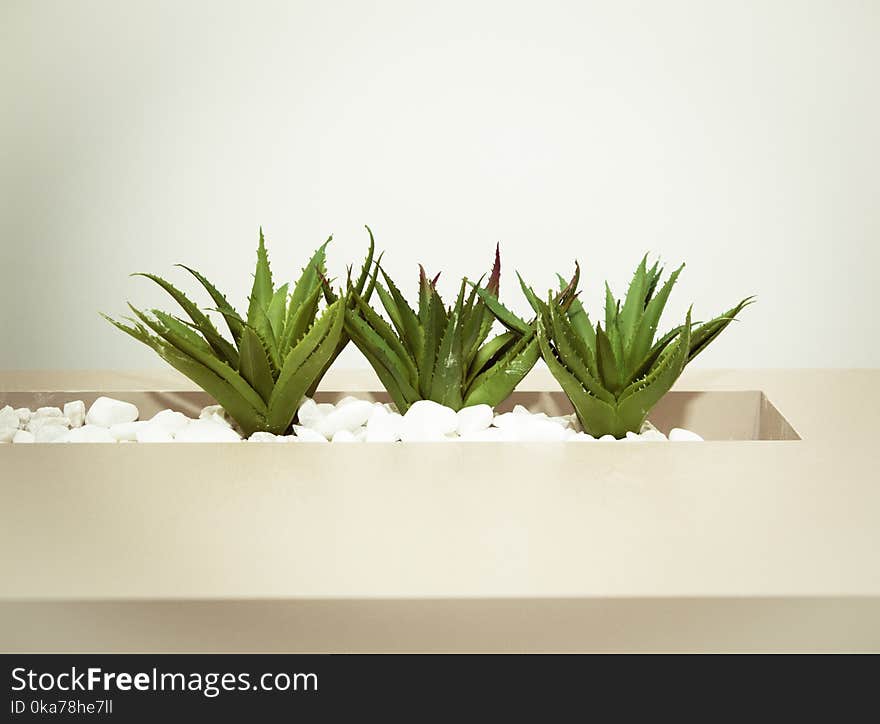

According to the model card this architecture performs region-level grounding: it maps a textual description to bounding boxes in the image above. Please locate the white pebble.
[336,396,363,407]
[7,395,705,444]
[108,421,148,441]
[149,409,191,434]
[296,398,334,429]
[67,425,117,443]
[86,396,138,427]
[26,416,69,434]
[0,406,19,430]
[493,412,567,441]
[517,419,568,442]
[199,404,223,419]
[135,425,175,443]
[33,423,70,442]
[456,404,493,435]
[640,429,668,441]
[365,407,403,442]
[248,431,285,443]
[292,425,328,442]
[319,399,374,438]
[174,420,241,442]
[63,400,86,428]
[401,400,458,441]
[198,405,233,428]
[491,412,525,430]
[669,427,704,442]
[569,431,596,441]
[331,429,358,443]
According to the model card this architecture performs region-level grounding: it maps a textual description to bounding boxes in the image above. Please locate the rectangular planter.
[1,369,877,652]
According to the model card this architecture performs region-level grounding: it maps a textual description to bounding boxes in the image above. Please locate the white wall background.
[2,0,878,369]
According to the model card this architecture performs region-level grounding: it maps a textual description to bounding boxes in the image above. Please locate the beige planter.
[1,368,878,652]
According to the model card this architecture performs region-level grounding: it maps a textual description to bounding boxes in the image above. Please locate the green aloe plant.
[530,256,754,438]
[103,228,377,436]
[343,246,541,412]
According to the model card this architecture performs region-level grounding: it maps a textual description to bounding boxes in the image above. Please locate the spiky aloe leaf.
[465,330,519,388]
[128,304,268,415]
[616,309,692,432]
[687,296,755,362]
[361,248,382,302]
[518,272,546,318]
[459,281,491,364]
[238,325,276,404]
[350,290,418,381]
[486,242,501,296]
[604,282,617,332]
[472,285,531,335]
[417,265,432,325]
[266,299,345,433]
[307,233,382,399]
[430,308,464,409]
[463,333,540,408]
[555,271,594,347]
[247,302,279,369]
[278,281,323,352]
[247,228,274,330]
[644,259,662,303]
[288,238,330,315]
[102,314,266,435]
[627,322,689,385]
[352,226,376,297]
[344,311,420,406]
[548,304,612,403]
[175,264,245,346]
[378,268,424,359]
[131,272,238,367]
[142,307,213,355]
[417,286,443,395]
[359,342,412,413]
[559,262,581,310]
[266,283,289,339]
[595,322,624,394]
[618,254,648,343]
[627,263,684,371]
[565,296,594,349]
[537,318,618,436]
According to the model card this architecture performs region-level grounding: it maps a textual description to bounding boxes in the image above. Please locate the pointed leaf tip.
[487,243,501,294]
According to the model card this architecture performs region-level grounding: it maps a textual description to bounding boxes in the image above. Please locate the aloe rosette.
[343,246,540,412]
[104,228,377,436]
[531,256,753,438]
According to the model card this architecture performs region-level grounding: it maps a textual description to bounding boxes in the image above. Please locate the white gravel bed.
[0,397,704,443]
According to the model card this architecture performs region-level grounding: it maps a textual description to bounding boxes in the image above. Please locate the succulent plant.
[530,256,753,438]
[343,246,541,412]
[104,228,377,436]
